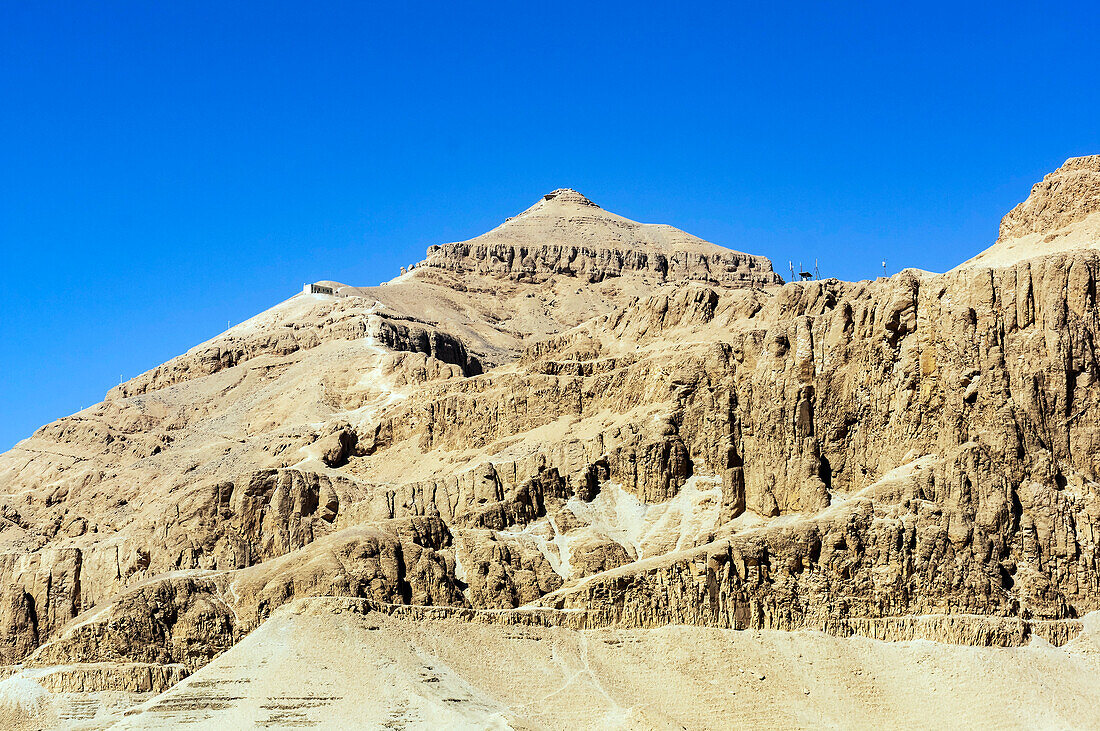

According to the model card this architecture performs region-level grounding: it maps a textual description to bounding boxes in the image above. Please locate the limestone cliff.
[2,177,1099,701]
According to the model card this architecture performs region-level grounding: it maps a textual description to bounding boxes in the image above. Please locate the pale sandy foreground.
[3,598,1100,730]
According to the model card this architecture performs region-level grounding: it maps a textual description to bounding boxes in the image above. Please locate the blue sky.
[2,1,1099,450]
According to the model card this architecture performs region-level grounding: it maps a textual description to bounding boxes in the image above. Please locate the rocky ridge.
[959,155,1100,269]
[999,156,1100,241]
[3,175,1100,723]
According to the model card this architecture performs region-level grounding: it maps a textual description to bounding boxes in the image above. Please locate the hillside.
[957,155,1100,269]
[3,173,1100,728]
[9,597,1100,729]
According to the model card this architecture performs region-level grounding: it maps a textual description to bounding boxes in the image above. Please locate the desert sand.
[7,597,1100,729]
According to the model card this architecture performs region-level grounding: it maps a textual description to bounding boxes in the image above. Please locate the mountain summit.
[422,188,781,287]
[531,187,601,207]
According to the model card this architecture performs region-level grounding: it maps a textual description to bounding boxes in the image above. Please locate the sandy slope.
[8,597,1100,730]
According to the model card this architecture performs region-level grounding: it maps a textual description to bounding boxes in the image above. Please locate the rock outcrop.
[424,188,781,288]
[999,156,1100,241]
[4,173,1100,711]
[958,155,1100,269]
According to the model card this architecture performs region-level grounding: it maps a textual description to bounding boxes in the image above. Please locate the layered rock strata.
[424,188,782,287]
[2,178,1100,701]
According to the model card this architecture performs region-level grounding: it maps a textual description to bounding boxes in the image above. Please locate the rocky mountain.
[4,169,1100,727]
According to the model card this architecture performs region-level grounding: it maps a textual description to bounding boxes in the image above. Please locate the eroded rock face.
[425,241,779,287]
[999,155,1100,241]
[454,529,563,608]
[4,175,1100,688]
[958,155,1100,269]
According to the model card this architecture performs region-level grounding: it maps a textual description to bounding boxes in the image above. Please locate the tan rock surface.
[6,597,1100,730]
[957,155,1100,269]
[422,188,781,288]
[4,173,1100,726]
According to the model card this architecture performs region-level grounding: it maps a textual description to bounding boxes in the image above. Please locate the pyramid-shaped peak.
[540,188,600,208]
[420,187,782,287]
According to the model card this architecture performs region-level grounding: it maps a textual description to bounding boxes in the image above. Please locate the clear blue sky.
[2,2,1098,451]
